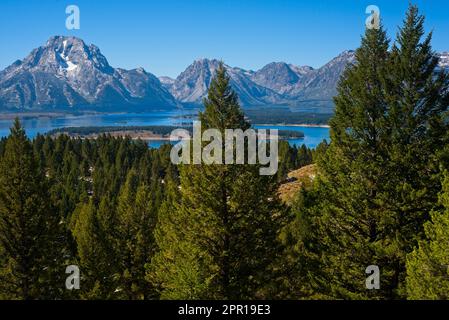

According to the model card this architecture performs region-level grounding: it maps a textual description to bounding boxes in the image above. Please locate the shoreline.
[52,129,305,141]
[0,112,331,128]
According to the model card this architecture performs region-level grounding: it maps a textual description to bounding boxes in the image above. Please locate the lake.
[254,125,330,149]
[0,111,330,149]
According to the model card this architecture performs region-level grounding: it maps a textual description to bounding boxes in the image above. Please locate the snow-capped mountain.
[0,36,177,111]
[168,52,356,111]
[1,36,446,113]
[169,59,285,106]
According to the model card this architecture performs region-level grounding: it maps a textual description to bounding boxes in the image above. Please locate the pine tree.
[147,178,205,299]
[378,4,449,295]
[292,21,394,300]
[114,170,158,299]
[0,119,61,299]
[150,64,287,299]
[281,5,449,300]
[405,173,449,300]
[71,200,116,299]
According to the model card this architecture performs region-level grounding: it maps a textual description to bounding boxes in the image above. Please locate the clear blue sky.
[0,0,448,78]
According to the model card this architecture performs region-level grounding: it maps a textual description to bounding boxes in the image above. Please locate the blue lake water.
[254,125,330,149]
[0,111,330,149]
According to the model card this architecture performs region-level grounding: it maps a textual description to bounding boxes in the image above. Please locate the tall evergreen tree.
[291,21,394,300]
[71,200,116,299]
[281,5,449,299]
[0,119,61,299]
[150,64,287,299]
[148,178,204,299]
[114,170,158,299]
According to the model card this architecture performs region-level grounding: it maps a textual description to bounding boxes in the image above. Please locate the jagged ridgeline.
[0,36,355,112]
[1,35,447,112]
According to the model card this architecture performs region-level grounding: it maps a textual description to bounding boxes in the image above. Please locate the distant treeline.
[245,109,333,125]
[278,130,304,138]
[47,126,184,136]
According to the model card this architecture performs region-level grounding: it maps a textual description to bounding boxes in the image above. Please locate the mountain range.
[162,51,356,111]
[0,36,447,113]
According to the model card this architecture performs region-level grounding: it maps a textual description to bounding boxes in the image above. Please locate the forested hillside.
[0,5,448,300]
[0,117,311,299]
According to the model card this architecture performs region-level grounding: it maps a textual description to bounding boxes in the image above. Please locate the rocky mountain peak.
[13,35,114,77]
[0,36,176,110]
[252,62,302,94]
[170,58,283,106]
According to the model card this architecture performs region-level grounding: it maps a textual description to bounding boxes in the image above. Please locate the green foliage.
[1,4,449,301]
[47,125,183,136]
[277,141,313,181]
[244,109,332,125]
[114,170,158,299]
[0,119,62,299]
[0,118,175,299]
[406,173,449,299]
[71,200,116,299]
[150,64,288,299]
[148,179,213,299]
[67,143,168,299]
[281,5,449,300]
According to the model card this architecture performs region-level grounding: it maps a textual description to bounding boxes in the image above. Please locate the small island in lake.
[47,126,305,141]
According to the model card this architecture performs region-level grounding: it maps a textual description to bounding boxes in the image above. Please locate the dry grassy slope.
[278,164,317,205]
